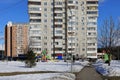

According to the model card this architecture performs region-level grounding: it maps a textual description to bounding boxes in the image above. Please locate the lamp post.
[68,6,73,72]
[2,43,4,59]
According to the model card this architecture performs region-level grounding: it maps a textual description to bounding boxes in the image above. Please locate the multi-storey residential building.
[5,22,28,58]
[28,0,98,58]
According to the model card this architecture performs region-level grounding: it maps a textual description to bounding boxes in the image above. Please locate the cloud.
[0,36,4,40]
[118,17,120,21]
[99,0,106,3]
[0,44,4,50]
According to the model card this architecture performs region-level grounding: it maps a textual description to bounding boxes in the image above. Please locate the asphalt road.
[75,66,103,80]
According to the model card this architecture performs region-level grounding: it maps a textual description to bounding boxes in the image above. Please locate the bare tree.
[114,20,120,60]
[98,17,120,65]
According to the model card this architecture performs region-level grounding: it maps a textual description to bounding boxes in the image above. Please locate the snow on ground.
[93,59,120,76]
[0,73,75,80]
[0,60,88,80]
[0,60,88,73]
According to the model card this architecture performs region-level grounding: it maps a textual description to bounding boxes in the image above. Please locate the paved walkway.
[75,66,103,80]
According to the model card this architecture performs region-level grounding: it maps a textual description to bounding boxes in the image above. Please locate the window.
[30,19,41,22]
[68,1,73,4]
[82,48,85,51]
[55,48,62,51]
[87,1,98,4]
[44,8,47,11]
[30,30,41,34]
[87,22,97,25]
[54,13,62,17]
[31,36,41,40]
[44,19,47,22]
[51,2,53,5]
[55,2,63,5]
[55,19,62,22]
[29,7,41,11]
[68,37,75,41]
[87,43,95,46]
[31,42,41,46]
[68,27,73,31]
[87,11,97,14]
[51,14,53,17]
[44,37,47,39]
[30,24,41,29]
[44,2,47,5]
[87,48,96,51]
[69,43,75,46]
[29,1,41,5]
[88,32,91,36]
[87,17,96,20]
[53,36,62,39]
[44,14,47,17]
[87,6,97,10]
[44,43,47,45]
[54,42,59,45]
[44,25,47,28]
[54,25,62,28]
[87,27,96,30]
[82,27,84,30]
[54,7,62,11]
[30,13,41,17]
[55,30,62,34]
[87,53,96,56]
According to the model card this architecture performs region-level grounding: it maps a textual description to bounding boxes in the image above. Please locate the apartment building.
[28,0,98,58]
[5,22,28,58]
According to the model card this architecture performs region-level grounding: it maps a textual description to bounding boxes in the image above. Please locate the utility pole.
[53,0,55,59]
[64,0,68,62]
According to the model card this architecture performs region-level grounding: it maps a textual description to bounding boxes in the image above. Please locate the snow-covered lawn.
[0,73,75,80]
[0,60,88,73]
[0,60,88,80]
[93,59,120,76]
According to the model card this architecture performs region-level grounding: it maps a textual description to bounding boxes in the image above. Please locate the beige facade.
[5,22,28,57]
[28,0,98,58]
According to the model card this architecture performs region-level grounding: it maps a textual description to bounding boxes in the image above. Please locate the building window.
[30,13,41,17]
[51,2,53,5]
[44,37,47,39]
[87,53,96,56]
[44,14,47,17]
[44,8,47,11]
[44,42,47,45]
[87,11,97,14]
[44,2,47,5]
[87,48,96,51]
[44,19,47,22]
[82,48,85,51]
[29,7,41,11]
[82,27,84,30]
[29,1,41,5]
[30,19,41,23]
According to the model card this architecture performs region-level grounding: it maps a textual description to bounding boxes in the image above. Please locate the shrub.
[25,49,36,68]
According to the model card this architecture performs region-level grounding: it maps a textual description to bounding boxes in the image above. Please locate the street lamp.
[2,43,4,59]
[68,7,73,72]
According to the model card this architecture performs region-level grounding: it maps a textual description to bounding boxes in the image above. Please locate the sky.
[0,0,120,47]
[0,0,29,45]
[98,0,120,26]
